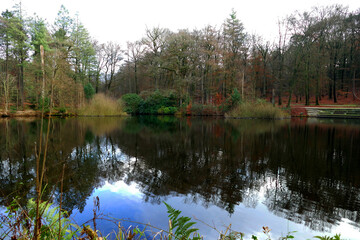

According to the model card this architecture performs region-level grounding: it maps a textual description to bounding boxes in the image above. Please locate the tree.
[30,16,50,56]
[53,5,73,42]
[70,16,96,84]
[28,16,51,104]
[346,10,360,100]
[126,41,142,94]
[324,6,348,103]
[84,82,95,99]
[0,10,15,112]
[103,41,122,93]
[142,27,168,90]
[222,9,247,96]
[93,41,106,93]
[12,3,29,110]
[199,25,221,104]
[255,37,271,98]
[272,18,290,106]
[50,5,80,108]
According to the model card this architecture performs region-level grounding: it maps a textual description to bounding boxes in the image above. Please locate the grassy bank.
[225,100,289,119]
[77,94,127,116]
[0,94,127,118]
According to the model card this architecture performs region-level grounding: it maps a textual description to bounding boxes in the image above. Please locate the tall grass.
[226,100,289,119]
[78,94,127,116]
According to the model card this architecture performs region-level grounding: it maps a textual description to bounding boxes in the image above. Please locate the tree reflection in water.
[0,116,359,233]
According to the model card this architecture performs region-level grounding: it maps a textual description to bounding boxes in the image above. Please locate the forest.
[0,4,359,114]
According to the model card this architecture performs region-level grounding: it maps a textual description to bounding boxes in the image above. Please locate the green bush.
[121,90,181,115]
[58,107,66,114]
[53,107,68,115]
[84,83,95,100]
[122,93,143,114]
[142,91,166,114]
[231,88,241,106]
[158,106,178,115]
[38,97,50,111]
[139,90,178,115]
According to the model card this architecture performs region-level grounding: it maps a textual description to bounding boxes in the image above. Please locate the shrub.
[226,100,288,119]
[143,91,165,114]
[58,107,66,114]
[122,93,143,114]
[83,83,95,100]
[231,88,241,106]
[214,92,225,106]
[54,107,67,114]
[78,94,126,116]
[187,103,220,116]
[138,90,178,115]
[37,97,50,112]
[190,104,203,115]
[217,89,242,114]
[202,105,218,115]
[158,106,178,115]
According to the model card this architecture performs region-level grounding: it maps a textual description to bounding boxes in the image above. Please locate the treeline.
[0,4,122,111]
[116,5,360,107]
[0,4,359,112]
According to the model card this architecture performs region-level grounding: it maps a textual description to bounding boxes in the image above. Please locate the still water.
[0,116,360,239]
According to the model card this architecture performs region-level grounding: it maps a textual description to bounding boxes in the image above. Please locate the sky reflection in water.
[72,176,360,239]
[1,117,360,239]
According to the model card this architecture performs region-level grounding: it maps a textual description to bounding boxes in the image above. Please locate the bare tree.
[103,42,122,92]
[142,27,168,90]
[126,41,144,94]
[93,40,106,93]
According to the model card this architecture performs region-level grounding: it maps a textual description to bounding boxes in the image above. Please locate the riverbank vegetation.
[1,3,359,116]
[0,197,342,240]
[121,90,178,115]
[77,93,126,116]
[226,99,289,119]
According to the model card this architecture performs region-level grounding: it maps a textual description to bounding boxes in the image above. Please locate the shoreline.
[2,106,360,119]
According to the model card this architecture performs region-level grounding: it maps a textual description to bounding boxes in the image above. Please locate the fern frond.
[163,201,200,240]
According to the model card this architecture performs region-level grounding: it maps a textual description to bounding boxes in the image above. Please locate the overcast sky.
[1,0,359,47]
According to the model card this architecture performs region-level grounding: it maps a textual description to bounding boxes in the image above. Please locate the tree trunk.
[135,61,138,94]
[241,71,244,102]
[201,70,205,104]
[315,77,319,106]
[333,63,337,103]
[95,73,100,93]
[40,46,46,102]
[329,80,333,99]
[305,57,310,106]
[4,43,9,113]
[287,89,292,108]
[278,91,282,106]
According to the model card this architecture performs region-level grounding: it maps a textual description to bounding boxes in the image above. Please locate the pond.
[0,116,360,239]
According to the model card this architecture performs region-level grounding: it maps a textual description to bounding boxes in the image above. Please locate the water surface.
[0,117,359,239]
